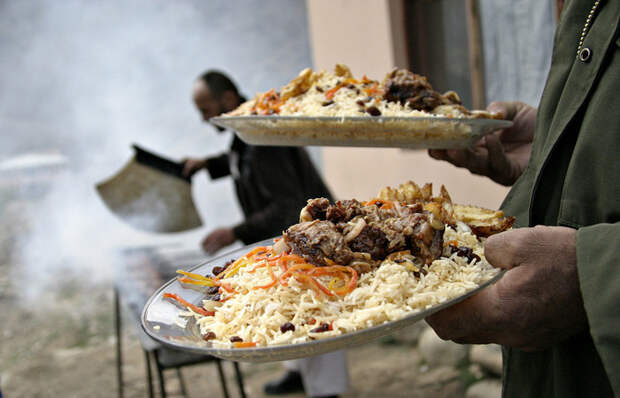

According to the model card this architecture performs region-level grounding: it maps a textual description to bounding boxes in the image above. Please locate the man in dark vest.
[425,0,619,395]
[182,70,349,398]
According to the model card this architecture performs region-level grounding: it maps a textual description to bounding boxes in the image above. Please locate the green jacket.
[500,0,619,396]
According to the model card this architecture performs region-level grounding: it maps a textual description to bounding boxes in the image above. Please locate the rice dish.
[164,182,511,348]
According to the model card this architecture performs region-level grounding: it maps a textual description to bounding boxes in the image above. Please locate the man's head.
[193,70,241,130]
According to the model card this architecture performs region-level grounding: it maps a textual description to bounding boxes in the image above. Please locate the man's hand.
[425,226,587,351]
[429,102,537,186]
[201,227,236,254]
[182,157,208,178]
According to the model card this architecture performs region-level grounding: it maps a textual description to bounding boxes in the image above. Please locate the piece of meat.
[382,68,433,105]
[285,198,447,269]
[300,198,330,221]
[326,200,365,223]
[382,68,461,112]
[405,90,444,112]
[348,225,389,260]
[284,221,354,266]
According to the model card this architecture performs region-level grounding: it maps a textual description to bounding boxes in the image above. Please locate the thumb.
[486,101,512,120]
[484,230,523,270]
[487,101,528,122]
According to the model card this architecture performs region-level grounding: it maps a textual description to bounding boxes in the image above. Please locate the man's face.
[192,80,226,131]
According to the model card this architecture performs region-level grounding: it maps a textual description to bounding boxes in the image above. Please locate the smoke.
[0,0,313,304]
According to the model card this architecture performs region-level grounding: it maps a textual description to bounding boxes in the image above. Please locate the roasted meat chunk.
[300,197,331,222]
[284,220,354,266]
[326,200,366,223]
[348,224,389,260]
[382,68,461,112]
[285,195,448,270]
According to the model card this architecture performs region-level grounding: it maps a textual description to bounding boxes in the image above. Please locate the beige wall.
[306,0,509,209]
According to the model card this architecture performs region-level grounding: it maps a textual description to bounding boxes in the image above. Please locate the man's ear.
[221,90,239,112]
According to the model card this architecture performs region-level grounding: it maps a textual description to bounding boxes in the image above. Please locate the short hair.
[198,70,239,98]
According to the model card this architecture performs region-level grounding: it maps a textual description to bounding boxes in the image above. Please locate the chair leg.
[176,368,188,398]
[232,362,247,398]
[153,351,167,398]
[215,359,230,398]
[144,350,154,398]
[114,287,124,398]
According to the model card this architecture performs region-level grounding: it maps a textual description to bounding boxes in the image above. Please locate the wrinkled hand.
[201,227,236,254]
[429,102,537,186]
[181,157,208,178]
[425,226,587,351]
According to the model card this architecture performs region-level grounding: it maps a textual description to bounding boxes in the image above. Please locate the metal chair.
[114,245,248,398]
[147,345,246,398]
[115,286,247,398]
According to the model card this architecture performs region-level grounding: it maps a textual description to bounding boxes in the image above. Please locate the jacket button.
[578,47,592,62]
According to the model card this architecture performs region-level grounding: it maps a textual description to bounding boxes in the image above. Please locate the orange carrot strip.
[309,265,354,276]
[280,258,288,272]
[222,246,268,276]
[254,253,281,263]
[248,261,268,273]
[291,274,320,294]
[215,281,236,293]
[280,253,308,263]
[325,85,342,100]
[220,247,268,279]
[162,293,215,317]
[242,246,269,259]
[346,268,359,292]
[233,341,257,348]
[364,82,381,97]
[325,78,361,100]
[327,267,358,295]
[253,261,278,289]
[279,264,316,285]
[254,89,283,115]
[289,272,333,297]
[308,277,334,296]
[266,253,283,262]
[365,199,394,209]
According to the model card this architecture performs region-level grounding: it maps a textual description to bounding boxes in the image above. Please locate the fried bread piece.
[378,181,514,237]
[453,204,515,237]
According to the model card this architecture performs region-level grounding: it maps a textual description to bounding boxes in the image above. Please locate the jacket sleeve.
[205,153,230,180]
[576,222,620,396]
[232,148,309,244]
